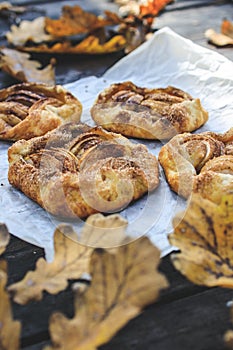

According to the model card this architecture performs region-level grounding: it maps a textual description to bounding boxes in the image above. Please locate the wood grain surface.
[1,1,233,349]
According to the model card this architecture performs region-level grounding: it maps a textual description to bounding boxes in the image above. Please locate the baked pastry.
[91,81,208,140]
[0,82,82,141]
[193,155,233,204]
[8,122,159,218]
[159,128,233,198]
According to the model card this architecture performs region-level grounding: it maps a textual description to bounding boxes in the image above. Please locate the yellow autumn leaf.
[8,214,128,304]
[0,223,10,256]
[225,304,233,349]
[17,34,126,54]
[80,213,128,247]
[0,261,21,350]
[0,48,56,85]
[8,224,92,304]
[44,236,168,350]
[169,193,233,288]
[45,5,122,37]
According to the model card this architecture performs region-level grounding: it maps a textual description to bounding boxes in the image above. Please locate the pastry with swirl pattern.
[158,130,229,198]
[193,155,233,204]
[8,122,159,218]
[91,81,208,140]
[0,83,82,141]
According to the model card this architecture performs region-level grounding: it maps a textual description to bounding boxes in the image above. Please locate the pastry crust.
[193,155,233,204]
[0,82,82,141]
[8,122,159,218]
[91,81,208,140]
[158,130,229,198]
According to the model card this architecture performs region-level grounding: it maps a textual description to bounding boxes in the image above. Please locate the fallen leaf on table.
[115,0,173,18]
[8,225,92,304]
[0,260,21,350]
[6,17,55,46]
[0,1,26,14]
[139,0,173,19]
[224,304,233,349]
[169,194,233,288]
[0,223,10,256]
[221,19,233,39]
[45,5,122,37]
[44,236,168,350]
[205,19,233,47]
[80,213,128,247]
[205,28,233,46]
[0,48,56,84]
[7,214,128,304]
[17,34,127,54]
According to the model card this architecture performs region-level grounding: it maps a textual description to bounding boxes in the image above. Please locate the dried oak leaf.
[0,48,56,84]
[45,5,122,37]
[205,28,233,47]
[17,34,127,54]
[205,19,233,47]
[221,19,233,39]
[44,236,168,350]
[6,16,55,46]
[8,224,92,304]
[8,214,128,304]
[139,0,173,18]
[0,223,10,256]
[80,213,128,248]
[225,303,233,349]
[0,261,21,350]
[0,1,26,14]
[169,193,233,288]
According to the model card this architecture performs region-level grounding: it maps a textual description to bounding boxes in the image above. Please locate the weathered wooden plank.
[1,1,233,349]
[99,287,233,350]
[3,235,207,348]
[4,236,225,350]
[20,279,233,349]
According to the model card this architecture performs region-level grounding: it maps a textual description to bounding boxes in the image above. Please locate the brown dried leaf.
[205,28,233,47]
[169,193,233,288]
[0,48,56,84]
[17,34,126,54]
[0,1,26,13]
[44,237,168,350]
[116,0,173,19]
[8,225,92,304]
[7,214,128,304]
[45,5,122,37]
[0,223,10,256]
[6,17,55,46]
[225,330,233,349]
[80,213,128,247]
[221,19,233,39]
[225,305,233,349]
[0,261,21,350]
[139,0,173,18]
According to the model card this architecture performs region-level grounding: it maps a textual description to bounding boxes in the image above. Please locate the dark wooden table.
[1,1,233,349]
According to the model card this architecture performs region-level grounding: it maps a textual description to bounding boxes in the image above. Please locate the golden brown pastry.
[193,155,233,204]
[0,82,82,141]
[158,131,226,198]
[91,81,208,140]
[8,122,159,218]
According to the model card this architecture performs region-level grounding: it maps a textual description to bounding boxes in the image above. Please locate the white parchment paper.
[0,27,233,260]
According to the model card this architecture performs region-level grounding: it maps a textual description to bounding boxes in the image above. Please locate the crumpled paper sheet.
[0,27,233,261]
